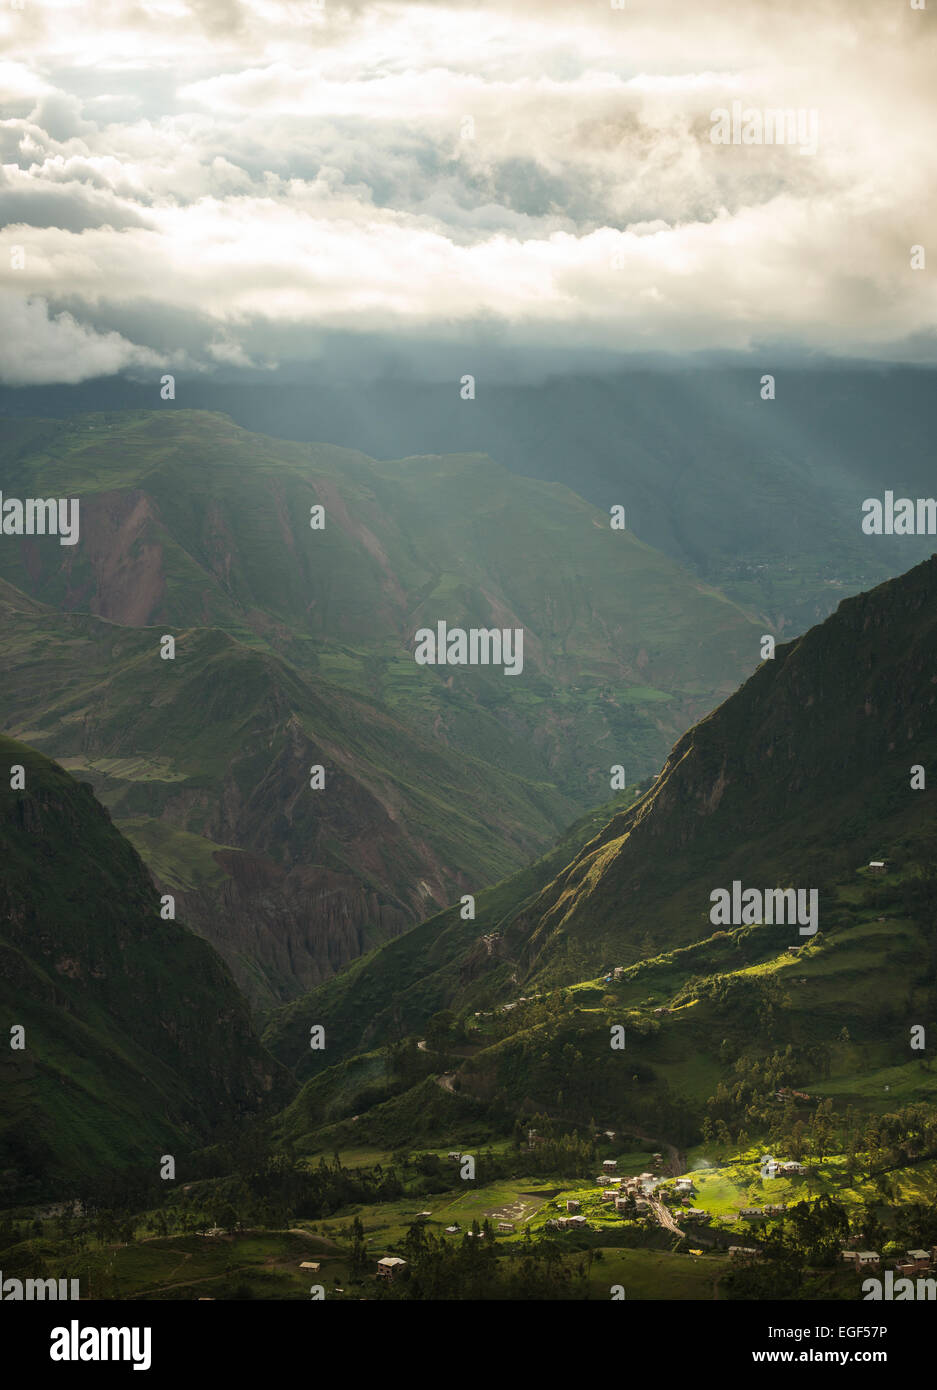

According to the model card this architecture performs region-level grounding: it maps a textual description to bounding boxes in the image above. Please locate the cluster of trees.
[701,1045,833,1146]
[864,1105,937,1174]
[375,1219,589,1300]
[721,1194,850,1299]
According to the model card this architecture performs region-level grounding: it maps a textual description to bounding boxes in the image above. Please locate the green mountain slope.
[0,410,762,1003]
[502,552,937,984]
[0,736,288,1201]
[263,557,937,1153]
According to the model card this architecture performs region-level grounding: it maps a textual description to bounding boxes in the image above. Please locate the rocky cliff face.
[170,850,414,1003]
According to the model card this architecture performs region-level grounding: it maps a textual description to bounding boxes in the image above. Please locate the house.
[613,967,625,980]
[300,1262,321,1271]
[416,1211,432,1219]
[847,1252,880,1270]
[498,1222,515,1233]
[566,1199,581,1212]
[554,1217,568,1230]
[728,1247,761,1259]
[445,1225,460,1234]
[601,1190,617,1203]
[740,1207,765,1219]
[603,1159,618,1172]
[634,1198,650,1213]
[567,1215,588,1229]
[868,861,887,873]
[675,1178,694,1193]
[615,1196,631,1213]
[906,1250,931,1272]
[763,1204,787,1215]
[685,1209,711,1222]
[376,1257,407,1280]
[448,1152,461,1160]
[778,1161,805,1175]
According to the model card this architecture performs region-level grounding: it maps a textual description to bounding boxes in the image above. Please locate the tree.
[425,1010,457,1051]
[350,1215,368,1279]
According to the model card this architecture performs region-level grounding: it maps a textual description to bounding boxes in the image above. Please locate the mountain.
[0,409,761,1004]
[0,735,287,1201]
[263,556,937,1149]
[501,550,937,984]
[4,366,934,632]
[262,789,646,1083]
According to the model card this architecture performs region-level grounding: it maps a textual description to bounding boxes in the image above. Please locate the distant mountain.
[0,410,760,1003]
[0,736,287,1201]
[264,556,937,1147]
[4,366,933,631]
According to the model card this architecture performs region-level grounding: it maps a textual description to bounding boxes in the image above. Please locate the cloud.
[0,0,935,382]
[0,294,165,384]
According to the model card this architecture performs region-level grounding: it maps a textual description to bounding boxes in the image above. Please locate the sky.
[1,0,935,385]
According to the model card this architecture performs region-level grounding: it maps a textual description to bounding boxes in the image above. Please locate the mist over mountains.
[3,364,931,631]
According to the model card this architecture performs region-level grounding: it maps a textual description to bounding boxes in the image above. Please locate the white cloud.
[1,0,935,381]
[0,293,166,384]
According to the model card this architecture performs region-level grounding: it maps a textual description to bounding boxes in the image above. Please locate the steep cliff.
[0,736,289,1199]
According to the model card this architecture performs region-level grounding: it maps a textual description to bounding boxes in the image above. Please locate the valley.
[0,409,762,1005]
[1,417,934,1304]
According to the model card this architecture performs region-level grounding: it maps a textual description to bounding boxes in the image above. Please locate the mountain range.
[0,409,761,1004]
[264,554,937,1153]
